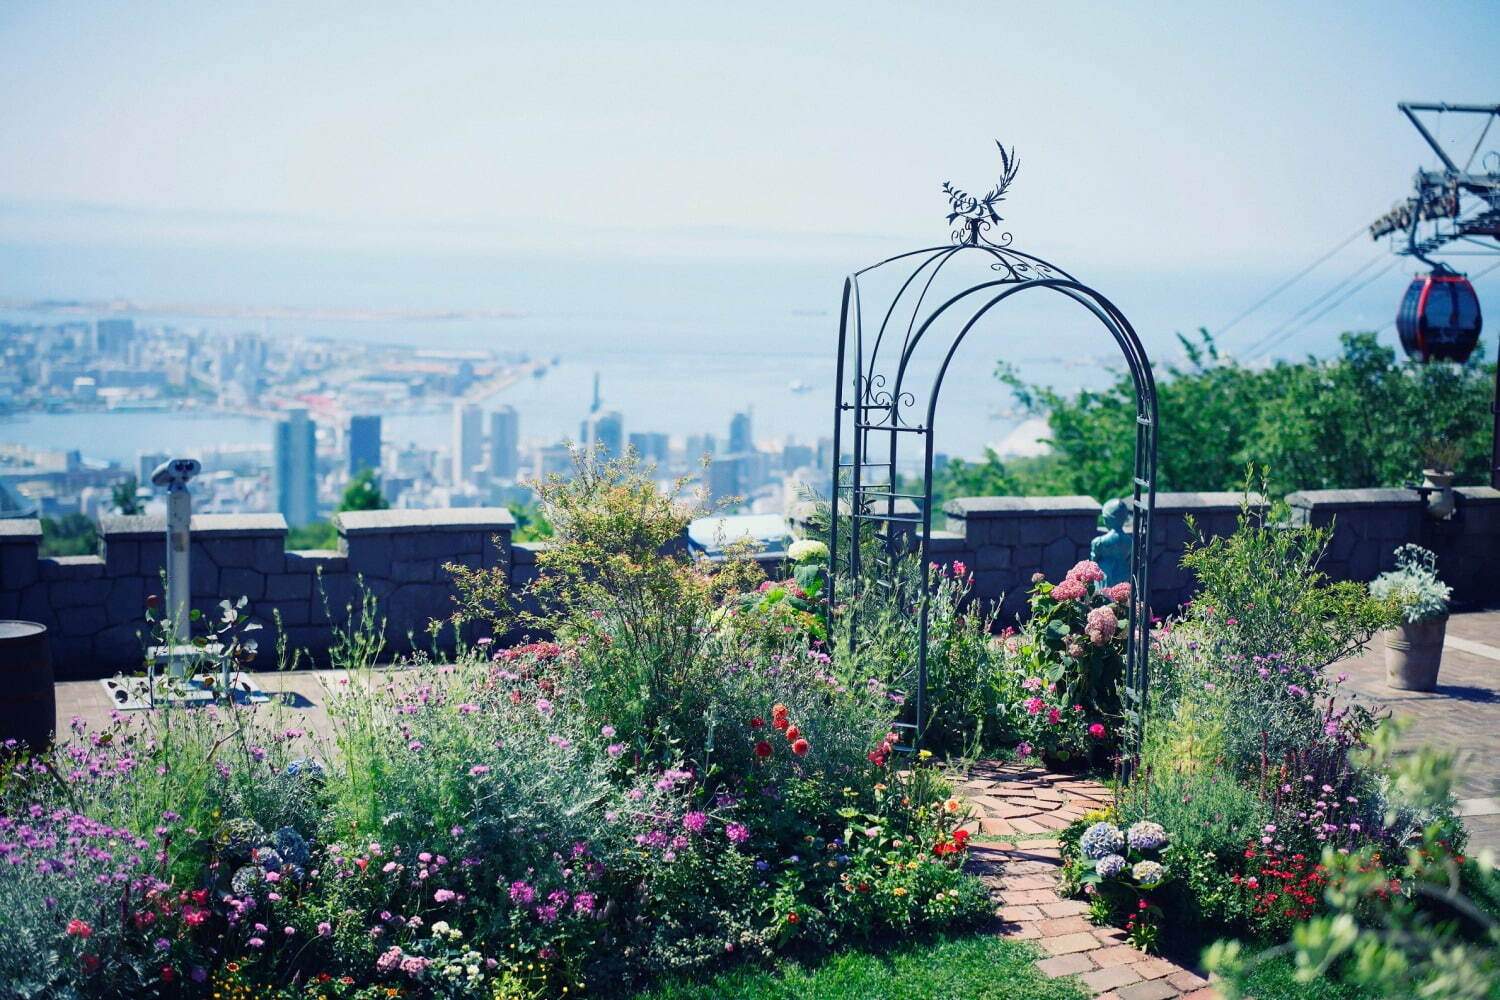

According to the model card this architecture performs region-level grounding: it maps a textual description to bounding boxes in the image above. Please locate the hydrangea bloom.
[1131,860,1166,887]
[1078,822,1125,859]
[1051,579,1088,602]
[1126,821,1169,852]
[1106,582,1132,604]
[1084,605,1118,645]
[1095,853,1126,878]
[788,539,828,563]
[1066,560,1106,584]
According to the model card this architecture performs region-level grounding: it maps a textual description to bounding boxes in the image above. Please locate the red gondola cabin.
[1396,268,1483,363]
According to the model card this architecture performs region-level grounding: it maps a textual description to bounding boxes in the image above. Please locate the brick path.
[959,761,1219,1000]
[1338,608,1500,851]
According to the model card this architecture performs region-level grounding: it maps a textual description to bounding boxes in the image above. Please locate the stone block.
[1041,536,1080,576]
[66,604,108,635]
[195,537,259,570]
[105,576,147,624]
[265,573,311,601]
[101,538,140,576]
[0,542,40,590]
[95,623,144,662]
[220,567,266,601]
[190,555,219,597]
[389,559,437,583]
[0,590,17,618]
[974,544,1011,570]
[50,577,110,609]
[18,585,54,623]
[40,555,105,581]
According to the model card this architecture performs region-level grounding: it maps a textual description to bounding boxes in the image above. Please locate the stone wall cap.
[944,495,1101,517]
[101,513,288,538]
[43,554,105,567]
[1153,491,1267,510]
[1285,488,1421,509]
[0,518,42,540]
[1456,486,1500,503]
[336,507,516,534]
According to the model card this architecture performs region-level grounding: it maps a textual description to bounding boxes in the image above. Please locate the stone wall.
[0,509,514,680]
[3,485,1495,678]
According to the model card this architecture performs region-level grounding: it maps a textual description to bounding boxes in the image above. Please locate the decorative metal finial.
[942,141,1020,246]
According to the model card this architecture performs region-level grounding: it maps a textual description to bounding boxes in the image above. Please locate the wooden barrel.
[0,621,55,752]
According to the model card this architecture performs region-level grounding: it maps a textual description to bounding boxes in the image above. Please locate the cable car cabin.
[1396,270,1483,363]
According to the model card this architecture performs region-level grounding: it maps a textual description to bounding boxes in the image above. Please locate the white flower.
[430,920,450,936]
[788,539,828,563]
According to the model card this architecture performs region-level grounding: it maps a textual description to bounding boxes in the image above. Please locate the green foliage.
[1206,722,1500,1000]
[336,468,389,512]
[285,520,337,550]
[507,498,554,541]
[629,932,1086,1000]
[39,512,97,556]
[998,330,1495,499]
[109,474,144,515]
[1369,543,1452,623]
[1177,488,1399,674]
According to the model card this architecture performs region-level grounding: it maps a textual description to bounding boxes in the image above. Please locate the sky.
[0,1,1496,311]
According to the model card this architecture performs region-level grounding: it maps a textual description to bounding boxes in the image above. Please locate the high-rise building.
[275,408,318,526]
[348,414,382,476]
[628,431,669,463]
[728,410,753,454]
[92,318,134,358]
[583,410,624,457]
[685,434,716,461]
[488,406,519,479]
[453,403,484,486]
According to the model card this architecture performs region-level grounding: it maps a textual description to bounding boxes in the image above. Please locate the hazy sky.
[1,0,1496,272]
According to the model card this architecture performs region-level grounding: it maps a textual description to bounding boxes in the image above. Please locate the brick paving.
[1338,608,1500,850]
[959,761,1220,1000]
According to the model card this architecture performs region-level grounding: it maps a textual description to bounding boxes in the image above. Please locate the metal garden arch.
[829,143,1159,753]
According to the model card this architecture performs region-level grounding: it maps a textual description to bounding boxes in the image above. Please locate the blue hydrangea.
[1131,860,1166,887]
[270,826,310,866]
[1078,822,1125,860]
[1126,821,1169,852]
[230,865,265,895]
[1095,853,1126,878]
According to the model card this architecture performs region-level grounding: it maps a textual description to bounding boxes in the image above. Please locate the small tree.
[337,469,389,513]
[110,475,144,515]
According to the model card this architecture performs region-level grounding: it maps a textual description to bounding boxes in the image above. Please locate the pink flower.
[1084,605,1118,645]
[1106,582,1132,604]
[725,823,750,845]
[469,765,490,776]
[433,889,456,903]
[318,922,332,937]
[1025,696,1045,715]
[1051,579,1087,602]
[951,561,968,577]
[1066,560,1106,584]
[1047,707,1061,725]
[1088,723,1107,739]
[1016,741,1033,758]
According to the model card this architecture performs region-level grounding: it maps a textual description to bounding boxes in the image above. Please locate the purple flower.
[682,812,708,834]
[726,823,750,845]
[606,743,624,758]
[318,921,332,937]
[508,881,535,905]
[536,698,553,715]
[601,725,616,738]
[534,904,559,924]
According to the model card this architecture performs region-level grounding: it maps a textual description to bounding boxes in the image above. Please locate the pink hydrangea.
[1066,560,1106,584]
[1084,605,1119,645]
[1106,582,1132,604]
[1051,579,1088,602]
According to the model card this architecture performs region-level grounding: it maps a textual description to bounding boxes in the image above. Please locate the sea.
[0,239,1466,470]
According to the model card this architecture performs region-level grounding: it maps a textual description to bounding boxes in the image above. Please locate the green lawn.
[629,933,1086,1000]
[1239,955,1368,999]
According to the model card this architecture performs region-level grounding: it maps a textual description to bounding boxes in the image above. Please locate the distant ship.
[788,380,813,393]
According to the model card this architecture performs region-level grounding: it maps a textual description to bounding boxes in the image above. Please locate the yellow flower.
[918,749,933,760]
[892,887,908,896]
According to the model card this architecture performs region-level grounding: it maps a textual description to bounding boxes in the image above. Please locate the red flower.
[772,703,789,719]
[867,751,887,765]
[161,967,175,983]
[66,919,92,938]
[1088,723,1107,739]
[785,726,801,742]
[754,741,773,758]
[953,829,970,845]
[1047,708,1061,725]
[791,739,809,756]
[749,717,764,728]
[786,912,799,924]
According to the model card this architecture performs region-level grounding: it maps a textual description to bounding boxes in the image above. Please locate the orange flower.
[942,798,961,814]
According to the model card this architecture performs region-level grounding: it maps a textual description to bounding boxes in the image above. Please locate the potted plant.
[1370,544,1452,691]
[1418,439,1462,520]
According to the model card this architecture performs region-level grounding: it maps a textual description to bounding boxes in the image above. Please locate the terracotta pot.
[1384,617,1447,692]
